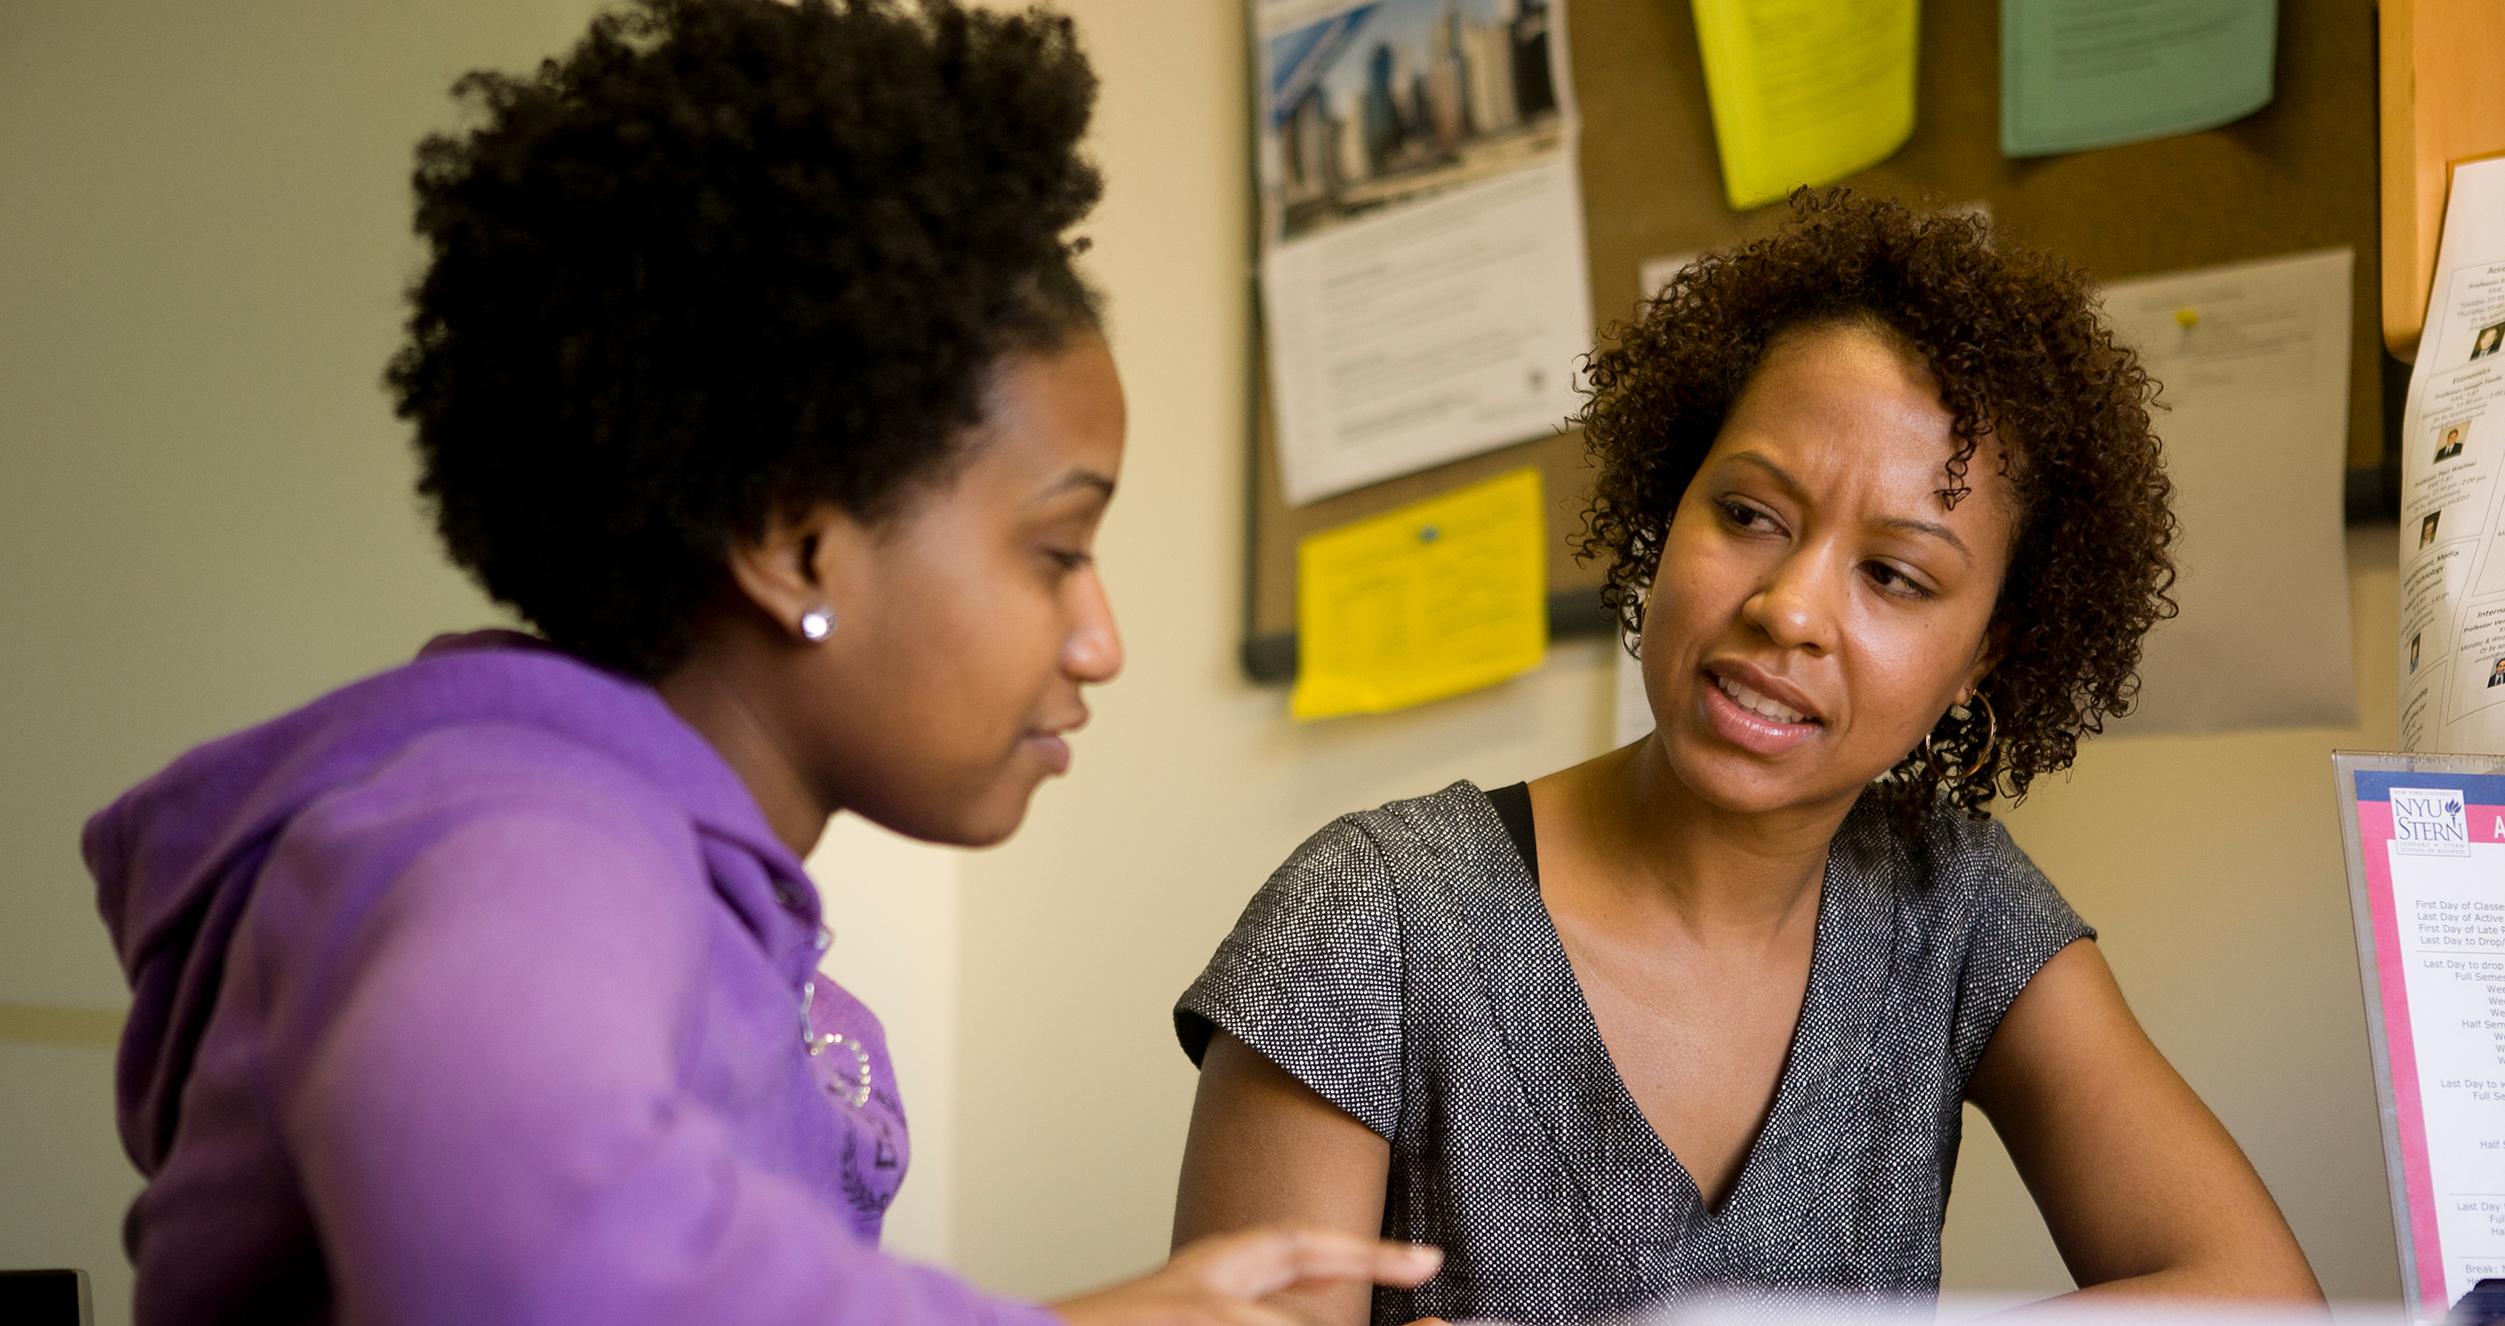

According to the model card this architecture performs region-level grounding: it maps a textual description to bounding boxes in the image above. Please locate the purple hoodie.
[87,632,1058,1326]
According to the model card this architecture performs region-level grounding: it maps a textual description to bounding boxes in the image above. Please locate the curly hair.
[387,0,1104,678]
[1574,189,2178,829]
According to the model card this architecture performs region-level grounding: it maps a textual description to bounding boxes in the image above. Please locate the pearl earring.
[798,606,836,642]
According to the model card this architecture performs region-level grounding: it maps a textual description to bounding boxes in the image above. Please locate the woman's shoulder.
[227,716,727,1059]
[272,720,709,928]
[1839,793,2092,982]
[1840,789,2067,920]
[1329,777,1503,840]
[365,720,688,829]
[1201,778,1521,968]
[1276,779,1519,893]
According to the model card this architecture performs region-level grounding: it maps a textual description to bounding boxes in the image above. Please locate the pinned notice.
[2001,0,2276,158]
[1291,467,1549,721]
[1254,0,1591,507]
[2100,247,2356,734]
[2396,157,2505,757]
[1691,0,1918,211]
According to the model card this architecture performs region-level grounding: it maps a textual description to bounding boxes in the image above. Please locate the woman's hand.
[1050,1227,1441,1326]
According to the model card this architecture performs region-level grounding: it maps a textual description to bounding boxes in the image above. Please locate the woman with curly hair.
[1172,191,2322,1324]
[83,2,1437,1323]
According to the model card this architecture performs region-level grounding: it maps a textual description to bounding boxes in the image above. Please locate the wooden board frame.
[1241,0,2396,684]
[2378,0,2505,360]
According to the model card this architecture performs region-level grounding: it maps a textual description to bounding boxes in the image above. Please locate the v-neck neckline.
[1452,781,1901,1269]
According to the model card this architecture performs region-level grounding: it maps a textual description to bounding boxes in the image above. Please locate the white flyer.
[1254,0,1592,507]
[2099,249,2358,733]
[2400,157,2505,757]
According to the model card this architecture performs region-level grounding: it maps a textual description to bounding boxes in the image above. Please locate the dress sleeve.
[1946,821,2096,1091]
[1174,814,1405,1139]
[254,795,1055,1326]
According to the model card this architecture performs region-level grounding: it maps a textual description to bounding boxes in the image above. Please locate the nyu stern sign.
[2391,788,2473,858]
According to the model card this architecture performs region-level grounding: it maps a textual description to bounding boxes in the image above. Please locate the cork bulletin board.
[1241,0,2387,683]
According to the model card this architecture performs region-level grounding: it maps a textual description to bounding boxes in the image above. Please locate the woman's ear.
[1958,624,2005,704]
[724,502,871,643]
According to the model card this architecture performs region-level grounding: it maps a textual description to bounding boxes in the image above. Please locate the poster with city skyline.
[1259,0,1567,244]
[1253,0,1591,508]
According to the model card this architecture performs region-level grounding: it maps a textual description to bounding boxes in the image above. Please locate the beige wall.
[0,0,2403,1321]
[4,4,563,1320]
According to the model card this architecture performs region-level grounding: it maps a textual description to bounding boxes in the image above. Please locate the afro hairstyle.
[387,0,1105,678]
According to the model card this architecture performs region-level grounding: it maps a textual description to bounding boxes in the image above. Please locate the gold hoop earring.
[1922,691,1997,784]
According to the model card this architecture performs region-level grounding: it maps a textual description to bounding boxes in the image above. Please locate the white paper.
[1638,250,1699,303]
[2379,831,2505,1310]
[1256,0,1593,506]
[2099,249,2357,733]
[2400,158,2505,756]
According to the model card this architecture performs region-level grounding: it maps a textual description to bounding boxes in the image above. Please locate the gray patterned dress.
[1175,781,2091,1326]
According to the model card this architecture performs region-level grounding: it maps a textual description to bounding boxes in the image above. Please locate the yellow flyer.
[1291,467,1548,721]
[1690,0,1918,210]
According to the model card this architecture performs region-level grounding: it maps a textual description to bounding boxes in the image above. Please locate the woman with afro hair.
[1173,191,2324,1324]
[83,2,1439,1323]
